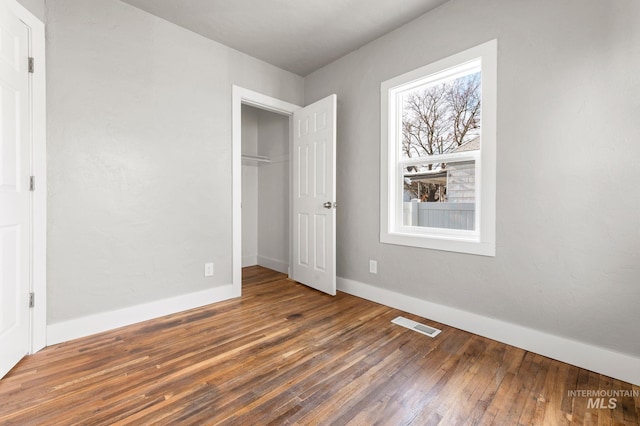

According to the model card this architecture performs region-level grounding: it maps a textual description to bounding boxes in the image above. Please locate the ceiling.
[120,0,449,76]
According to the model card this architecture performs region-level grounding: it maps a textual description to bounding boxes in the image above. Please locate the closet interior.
[241,104,290,276]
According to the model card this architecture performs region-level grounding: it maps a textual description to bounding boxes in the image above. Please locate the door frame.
[5,0,46,353]
[231,86,300,296]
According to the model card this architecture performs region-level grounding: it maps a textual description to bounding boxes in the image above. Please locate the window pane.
[402,159,476,230]
[401,71,481,160]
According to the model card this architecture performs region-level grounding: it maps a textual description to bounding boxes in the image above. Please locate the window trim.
[380,40,497,256]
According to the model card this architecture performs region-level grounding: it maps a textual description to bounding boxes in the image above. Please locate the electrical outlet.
[369,260,377,274]
[204,262,214,277]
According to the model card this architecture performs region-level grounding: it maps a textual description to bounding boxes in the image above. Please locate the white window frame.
[380,40,497,256]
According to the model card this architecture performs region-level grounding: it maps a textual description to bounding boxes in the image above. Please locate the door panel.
[298,213,309,266]
[292,95,336,295]
[297,145,309,197]
[314,215,326,271]
[0,1,31,379]
[315,140,326,196]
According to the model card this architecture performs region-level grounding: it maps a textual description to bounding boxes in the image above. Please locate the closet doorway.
[241,105,290,276]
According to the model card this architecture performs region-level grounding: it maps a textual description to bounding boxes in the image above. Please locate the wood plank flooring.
[1,266,639,425]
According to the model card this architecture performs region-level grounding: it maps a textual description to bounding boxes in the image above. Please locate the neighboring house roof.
[404,169,447,185]
[404,136,479,184]
[453,136,480,152]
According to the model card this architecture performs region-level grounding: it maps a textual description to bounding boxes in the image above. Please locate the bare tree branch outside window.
[402,72,481,201]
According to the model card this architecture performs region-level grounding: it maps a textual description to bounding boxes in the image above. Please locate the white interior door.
[292,94,337,295]
[0,1,31,379]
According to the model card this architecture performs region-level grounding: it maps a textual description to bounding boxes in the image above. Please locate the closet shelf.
[242,154,289,166]
[241,154,271,165]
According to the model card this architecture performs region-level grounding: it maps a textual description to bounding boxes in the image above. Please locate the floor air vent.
[392,316,441,338]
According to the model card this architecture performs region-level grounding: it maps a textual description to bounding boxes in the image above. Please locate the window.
[380,40,497,256]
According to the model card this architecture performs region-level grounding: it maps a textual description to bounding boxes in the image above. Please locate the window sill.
[380,231,495,257]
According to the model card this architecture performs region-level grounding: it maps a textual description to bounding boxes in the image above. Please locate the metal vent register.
[391,316,441,338]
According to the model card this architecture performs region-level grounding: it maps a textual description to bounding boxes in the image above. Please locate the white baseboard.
[47,284,236,345]
[257,256,289,275]
[242,255,258,267]
[337,277,640,386]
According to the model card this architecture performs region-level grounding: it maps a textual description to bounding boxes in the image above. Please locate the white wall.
[241,106,259,267]
[256,109,289,273]
[305,0,640,361]
[46,0,303,325]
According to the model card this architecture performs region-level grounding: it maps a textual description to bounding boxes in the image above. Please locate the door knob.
[323,201,337,209]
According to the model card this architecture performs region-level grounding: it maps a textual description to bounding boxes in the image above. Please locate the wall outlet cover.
[204,262,215,277]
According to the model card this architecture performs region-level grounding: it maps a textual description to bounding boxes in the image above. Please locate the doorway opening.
[241,105,291,278]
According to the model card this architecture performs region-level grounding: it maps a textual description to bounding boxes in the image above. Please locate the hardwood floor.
[1,266,639,425]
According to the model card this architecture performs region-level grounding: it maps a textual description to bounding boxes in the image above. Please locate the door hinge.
[28,57,34,73]
[29,292,35,308]
[29,176,35,191]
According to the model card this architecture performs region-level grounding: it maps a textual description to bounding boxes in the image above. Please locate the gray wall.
[305,0,640,357]
[16,0,45,21]
[46,0,303,324]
